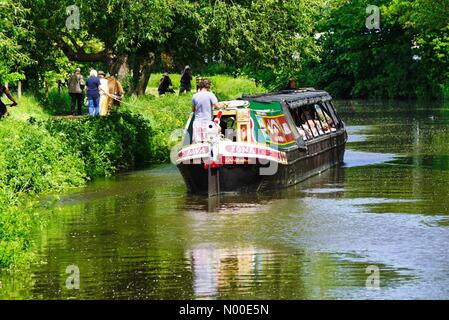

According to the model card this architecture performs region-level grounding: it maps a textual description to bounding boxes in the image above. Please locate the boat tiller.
[205,120,221,197]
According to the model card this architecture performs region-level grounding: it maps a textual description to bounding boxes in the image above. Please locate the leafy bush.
[36,89,73,115]
[0,120,85,267]
[0,121,85,196]
[124,94,191,162]
[43,110,153,177]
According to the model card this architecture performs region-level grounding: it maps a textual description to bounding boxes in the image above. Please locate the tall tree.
[23,0,322,95]
[389,0,449,92]
[23,0,179,95]
[0,0,34,83]
[298,0,448,99]
[200,0,323,89]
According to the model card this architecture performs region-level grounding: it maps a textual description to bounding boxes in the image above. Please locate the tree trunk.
[130,54,155,96]
[134,65,152,96]
[18,81,22,98]
[108,55,129,82]
[44,80,49,98]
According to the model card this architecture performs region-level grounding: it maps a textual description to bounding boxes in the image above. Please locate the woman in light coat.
[98,71,110,116]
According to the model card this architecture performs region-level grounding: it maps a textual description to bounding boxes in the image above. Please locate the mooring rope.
[100,90,136,108]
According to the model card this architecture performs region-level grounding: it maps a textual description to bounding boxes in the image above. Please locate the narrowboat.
[176,89,347,195]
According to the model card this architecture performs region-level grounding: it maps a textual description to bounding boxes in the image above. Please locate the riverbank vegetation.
[0,107,154,267]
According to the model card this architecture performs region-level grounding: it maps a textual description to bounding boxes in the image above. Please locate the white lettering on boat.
[177,145,210,163]
[223,144,286,163]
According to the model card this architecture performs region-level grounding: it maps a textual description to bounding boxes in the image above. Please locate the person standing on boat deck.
[191,79,220,143]
[86,70,101,116]
[0,74,18,118]
[179,65,193,95]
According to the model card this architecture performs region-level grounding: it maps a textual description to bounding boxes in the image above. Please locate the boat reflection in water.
[186,245,273,299]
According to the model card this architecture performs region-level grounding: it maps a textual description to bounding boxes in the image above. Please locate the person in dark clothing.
[68,68,85,115]
[85,70,101,116]
[158,72,175,95]
[0,74,18,118]
[179,65,193,95]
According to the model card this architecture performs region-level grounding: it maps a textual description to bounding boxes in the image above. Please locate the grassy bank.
[147,73,264,101]
[0,74,265,268]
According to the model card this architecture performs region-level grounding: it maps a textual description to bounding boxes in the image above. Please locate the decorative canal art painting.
[261,113,296,146]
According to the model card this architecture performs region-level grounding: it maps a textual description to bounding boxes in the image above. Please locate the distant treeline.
[0,0,447,99]
[297,0,449,100]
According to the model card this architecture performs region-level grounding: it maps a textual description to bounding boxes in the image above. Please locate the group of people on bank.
[2,64,209,121]
[157,65,193,96]
[68,68,124,116]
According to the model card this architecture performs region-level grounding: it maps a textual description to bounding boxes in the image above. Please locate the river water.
[1,100,449,300]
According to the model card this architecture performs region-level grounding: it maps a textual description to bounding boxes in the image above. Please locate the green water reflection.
[1,100,449,299]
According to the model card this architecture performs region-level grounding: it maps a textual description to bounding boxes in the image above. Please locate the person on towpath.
[86,69,101,116]
[68,67,85,115]
[158,72,175,95]
[179,65,193,95]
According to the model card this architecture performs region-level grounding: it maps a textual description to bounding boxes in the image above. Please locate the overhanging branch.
[38,26,112,64]
[57,37,111,64]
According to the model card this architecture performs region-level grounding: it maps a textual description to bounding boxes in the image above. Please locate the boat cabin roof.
[242,89,332,109]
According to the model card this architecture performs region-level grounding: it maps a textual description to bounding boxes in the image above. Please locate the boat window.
[318,103,337,131]
[290,103,341,140]
[323,101,341,129]
[313,104,334,134]
[288,106,316,141]
[289,107,307,141]
[302,105,332,137]
[307,105,325,136]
